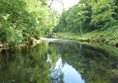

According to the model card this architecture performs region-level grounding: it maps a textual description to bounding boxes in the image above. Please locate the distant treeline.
[55,0,118,34]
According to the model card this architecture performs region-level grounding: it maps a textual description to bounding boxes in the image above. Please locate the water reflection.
[49,57,64,83]
[0,42,50,83]
[0,41,118,83]
[62,63,84,83]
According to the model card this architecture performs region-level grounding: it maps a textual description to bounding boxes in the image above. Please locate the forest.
[54,0,118,47]
[0,0,58,46]
[0,0,118,83]
[0,0,118,47]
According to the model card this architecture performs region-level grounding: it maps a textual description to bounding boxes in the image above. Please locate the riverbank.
[52,27,118,48]
[0,26,118,51]
[0,39,42,52]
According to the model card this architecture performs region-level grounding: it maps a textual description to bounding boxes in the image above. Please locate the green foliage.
[55,0,92,33]
[113,0,118,19]
[0,26,23,45]
[0,0,58,46]
[55,0,117,33]
[0,0,27,45]
[89,0,115,29]
[54,12,67,32]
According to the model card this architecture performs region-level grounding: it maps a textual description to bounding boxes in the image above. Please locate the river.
[0,38,118,83]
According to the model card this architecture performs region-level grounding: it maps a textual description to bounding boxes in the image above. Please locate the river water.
[0,39,118,83]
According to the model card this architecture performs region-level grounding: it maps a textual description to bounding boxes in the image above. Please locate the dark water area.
[0,40,118,83]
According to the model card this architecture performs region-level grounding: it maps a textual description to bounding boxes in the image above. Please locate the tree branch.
[49,0,55,8]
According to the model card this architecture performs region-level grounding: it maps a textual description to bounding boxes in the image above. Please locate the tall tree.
[0,0,58,46]
[89,0,115,29]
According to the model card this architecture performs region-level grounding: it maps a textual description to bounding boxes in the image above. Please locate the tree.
[55,0,116,33]
[89,0,115,29]
[0,0,58,46]
[0,0,28,45]
[55,1,91,34]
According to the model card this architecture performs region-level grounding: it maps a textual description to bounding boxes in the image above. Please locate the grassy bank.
[52,27,118,47]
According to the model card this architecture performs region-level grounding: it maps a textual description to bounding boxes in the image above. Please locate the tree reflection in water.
[0,41,118,83]
[51,42,118,83]
[49,57,64,83]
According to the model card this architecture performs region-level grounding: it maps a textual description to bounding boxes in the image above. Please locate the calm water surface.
[0,39,118,83]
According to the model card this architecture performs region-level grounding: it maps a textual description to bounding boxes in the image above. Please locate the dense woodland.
[0,0,118,47]
[54,0,118,46]
[0,0,118,82]
[0,0,58,46]
[56,0,118,33]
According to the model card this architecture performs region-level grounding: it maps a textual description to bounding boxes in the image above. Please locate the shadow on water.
[0,40,118,83]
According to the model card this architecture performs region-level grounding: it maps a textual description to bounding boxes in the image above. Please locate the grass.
[52,26,118,47]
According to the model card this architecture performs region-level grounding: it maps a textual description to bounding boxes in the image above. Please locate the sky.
[49,0,80,14]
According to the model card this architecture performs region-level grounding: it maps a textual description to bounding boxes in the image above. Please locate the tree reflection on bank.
[0,41,118,83]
